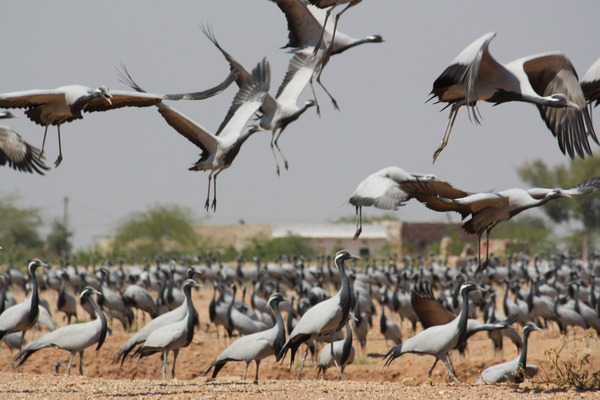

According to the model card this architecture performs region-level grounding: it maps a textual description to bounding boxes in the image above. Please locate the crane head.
[94,86,113,105]
[549,93,579,110]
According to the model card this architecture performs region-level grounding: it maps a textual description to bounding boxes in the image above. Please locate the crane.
[429,32,597,163]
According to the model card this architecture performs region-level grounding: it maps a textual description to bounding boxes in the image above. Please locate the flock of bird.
[2,0,600,388]
[0,250,599,384]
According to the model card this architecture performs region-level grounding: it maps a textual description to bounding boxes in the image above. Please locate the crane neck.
[87,294,108,350]
[516,327,534,383]
[184,284,197,345]
[340,321,353,365]
[336,257,352,331]
[27,265,40,327]
[271,300,286,358]
[456,287,472,346]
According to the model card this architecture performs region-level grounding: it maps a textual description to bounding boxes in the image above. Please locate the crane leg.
[0,343,15,369]
[270,131,282,176]
[211,169,224,212]
[253,359,260,384]
[54,125,63,167]
[242,361,249,380]
[314,50,340,111]
[273,128,289,172]
[427,357,439,377]
[39,125,50,158]
[353,206,362,240]
[432,104,461,164]
[313,8,333,56]
[66,352,75,376]
[78,350,84,375]
[309,73,322,117]
[171,349,179,379]
[297,346,309,380]
[440,354,459,383]
[205,171,214,211]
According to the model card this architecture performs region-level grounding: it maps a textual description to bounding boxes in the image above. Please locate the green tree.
[517,157,600,258]
[241,233,316,261]
[111,204,199,258]
[0,193,44,263]
[46,219,73,260]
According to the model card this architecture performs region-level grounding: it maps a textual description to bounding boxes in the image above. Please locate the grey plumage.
[132,279,200,380]
[384,282,485,382]
[14,286,107,376]
[316,320,355,380]
[277,250,358,379]
[0,260,45,343]
[477,322,541,384]
[349,166,439,239]
[204,293,288,383]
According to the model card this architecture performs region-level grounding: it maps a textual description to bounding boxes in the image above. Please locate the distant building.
[193,220,475,258]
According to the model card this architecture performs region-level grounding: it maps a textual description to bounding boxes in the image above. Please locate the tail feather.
[383,343,403,367]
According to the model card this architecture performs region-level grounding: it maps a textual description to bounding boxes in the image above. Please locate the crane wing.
[275,51,317,104]
[411,282,456,329]
[430,32,498,105]
[270,0,326,50]
[400,180,472,218]
[155,103,218,158]
[0,89,65,109]
[0,126,48,174]
[523,53,599,158]
[216,59,270,140]
[84,90,163,113]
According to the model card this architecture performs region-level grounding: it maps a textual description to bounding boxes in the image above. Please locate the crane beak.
[566,100,580,110]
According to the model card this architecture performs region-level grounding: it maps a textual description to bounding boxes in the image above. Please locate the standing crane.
[203,293,288,383]
[277,250,359,379]
[383,282,485,382]
[13,287,107,376]
[132,279,200,380]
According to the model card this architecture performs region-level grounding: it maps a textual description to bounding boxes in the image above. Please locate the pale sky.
[2,1,599,249]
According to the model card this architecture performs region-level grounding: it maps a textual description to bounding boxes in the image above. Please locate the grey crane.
[0,260,46,353]
[348,166,441,239]
[227,283,269,336]
[122,282,159,323]
[117,59,270,211]
[379,298,402,348]
[98,268,132,330]
[56,272,77,324]
[116,274,198,364]
[199,25,317,175]
[400,176,600,275]
[429,32,597,163]
[0,85,165,166]
[13,286,107,376]
[410,281,513,357]
[204,293,288,383]
[384,282,485,383]
[132,279,200,380]
[477,322,541,384]
[0,111,49,174]
[269,0,385,113]
[277,250,359,379]
[316,320,355,380]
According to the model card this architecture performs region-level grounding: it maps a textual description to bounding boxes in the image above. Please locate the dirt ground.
[0,284,598,399]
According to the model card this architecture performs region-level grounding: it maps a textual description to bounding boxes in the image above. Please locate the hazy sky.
[2,1,599,249]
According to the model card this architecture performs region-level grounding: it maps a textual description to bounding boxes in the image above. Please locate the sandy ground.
[0,284,598,399]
